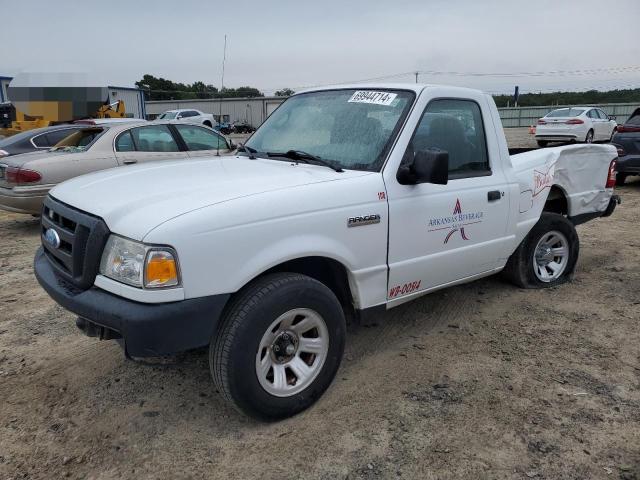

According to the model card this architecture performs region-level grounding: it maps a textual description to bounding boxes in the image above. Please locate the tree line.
[136,74,639,106]
[493,88,640,108]
[135,74,267,100]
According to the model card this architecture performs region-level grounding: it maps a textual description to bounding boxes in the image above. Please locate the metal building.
[0,75,146,118]
[0,76,11,103]
[145,97,286,126]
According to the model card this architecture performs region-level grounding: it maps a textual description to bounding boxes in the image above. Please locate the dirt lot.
[1,178,639,479]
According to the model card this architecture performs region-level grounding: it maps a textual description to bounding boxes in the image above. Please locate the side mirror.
[176,115,182,120]
[397,148,449,185]
[609,115,616,121]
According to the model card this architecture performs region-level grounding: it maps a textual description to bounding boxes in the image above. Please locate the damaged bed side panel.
[509,144,617,245]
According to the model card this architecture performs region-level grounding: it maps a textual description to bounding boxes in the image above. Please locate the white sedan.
[156,109,217,129]
[535,107,617,147]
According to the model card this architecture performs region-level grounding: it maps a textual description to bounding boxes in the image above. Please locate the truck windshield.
[245,89,415,172]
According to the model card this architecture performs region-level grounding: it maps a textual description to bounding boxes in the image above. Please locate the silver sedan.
[0,121,233,214]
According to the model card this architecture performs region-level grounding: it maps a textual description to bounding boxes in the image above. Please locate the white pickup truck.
[34,84,620,420]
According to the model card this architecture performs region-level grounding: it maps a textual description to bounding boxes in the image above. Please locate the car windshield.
[546,108,585,118]
[245,89,415,172]
[158,111,177,119]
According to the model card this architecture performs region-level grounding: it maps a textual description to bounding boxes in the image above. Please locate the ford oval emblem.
[44,228,61,249]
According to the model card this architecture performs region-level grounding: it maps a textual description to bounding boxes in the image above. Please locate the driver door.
[384,92,512,300]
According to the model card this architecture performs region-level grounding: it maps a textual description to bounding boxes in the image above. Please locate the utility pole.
[216,34,227,156]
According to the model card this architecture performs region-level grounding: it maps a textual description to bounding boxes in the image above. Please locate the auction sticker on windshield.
[348,91,398,106]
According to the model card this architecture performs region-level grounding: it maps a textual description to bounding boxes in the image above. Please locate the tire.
[616,173,627,186]
[210,272,346,421]
[503,212,579,289]
[585,129,594,144]
[536,140,548,148]
[203,120,212,128]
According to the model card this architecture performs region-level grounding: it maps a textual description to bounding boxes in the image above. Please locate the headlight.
[99,235,180,289]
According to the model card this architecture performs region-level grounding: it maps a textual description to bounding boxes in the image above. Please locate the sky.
[2,0,639,95]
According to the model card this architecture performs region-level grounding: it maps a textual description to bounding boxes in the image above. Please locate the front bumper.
[34,247,230,357]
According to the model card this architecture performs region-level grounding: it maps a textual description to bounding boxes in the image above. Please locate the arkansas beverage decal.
[427,198,484,244]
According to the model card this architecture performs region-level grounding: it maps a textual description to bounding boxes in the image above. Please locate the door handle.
[123,159,137,165]
[488,190,501,201]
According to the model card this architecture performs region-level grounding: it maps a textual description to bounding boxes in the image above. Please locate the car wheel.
[616,173,627,186]
[503,212,579,289]
[210,272,346,421]
[585,129,594,143]
[536,140,548,148]
[610,128,617,142]
[203,120,212,128]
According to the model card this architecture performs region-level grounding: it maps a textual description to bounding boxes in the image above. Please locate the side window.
[115,131,135,152]
[130,125,179,152]
[175,124,228,151]
[45,129,79,146]
[406,99,490,178]
[598,110,608,120]
[31,133,50,148]
[587,110,598,119]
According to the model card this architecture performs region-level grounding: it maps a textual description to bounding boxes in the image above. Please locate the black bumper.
[34,247,230,357]
[617,155,640,175]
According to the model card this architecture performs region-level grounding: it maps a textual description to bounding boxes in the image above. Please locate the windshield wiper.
[237,143,257,159]
[266,150,343,172]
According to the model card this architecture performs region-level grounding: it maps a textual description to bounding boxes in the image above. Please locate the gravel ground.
[0,174,639,479]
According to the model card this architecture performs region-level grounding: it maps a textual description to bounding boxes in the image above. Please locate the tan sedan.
[0,121,233,214]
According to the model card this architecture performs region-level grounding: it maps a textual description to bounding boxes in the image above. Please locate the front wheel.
[503,212,579,288]
[210,273,346,421]
[536,140,548,148]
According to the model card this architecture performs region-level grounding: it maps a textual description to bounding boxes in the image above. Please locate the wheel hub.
[535,245,554,265]
[270,331,298,363]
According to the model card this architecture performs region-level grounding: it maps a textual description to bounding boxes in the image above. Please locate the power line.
[285,65,640,91]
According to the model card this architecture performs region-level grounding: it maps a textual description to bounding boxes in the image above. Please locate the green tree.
[275,88,295,97]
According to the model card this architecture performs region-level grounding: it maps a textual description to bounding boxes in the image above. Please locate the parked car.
[232,121,256,134]
[156,109,217,128]
[611,107,640,185]
[0,121,232,214]
[34,84,619,420]
[0,125,88,158]
[535,107,617,147]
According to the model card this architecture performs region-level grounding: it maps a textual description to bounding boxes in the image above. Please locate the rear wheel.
[203,120,212,128]
[210,272,346,421]
[536,140,548,148]
[585,129,594,143]
[616,173,627,186]
[503,212,579,288]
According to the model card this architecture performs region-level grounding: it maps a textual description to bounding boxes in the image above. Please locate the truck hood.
[50,155,371,240]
